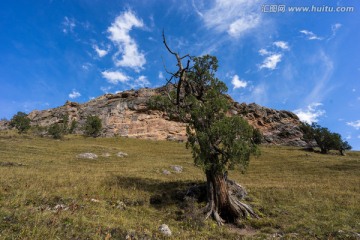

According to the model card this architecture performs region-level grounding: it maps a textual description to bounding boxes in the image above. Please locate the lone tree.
[83,115,102,137]
[10,111,31,134]
[150,33,260,225]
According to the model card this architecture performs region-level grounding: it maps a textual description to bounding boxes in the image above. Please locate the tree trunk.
[340,149,345,156]
[204,170,258,225]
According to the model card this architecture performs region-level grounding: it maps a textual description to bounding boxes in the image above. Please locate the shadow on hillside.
[104,175,205,208]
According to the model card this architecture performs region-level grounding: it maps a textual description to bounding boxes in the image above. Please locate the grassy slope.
[0,131,359,239]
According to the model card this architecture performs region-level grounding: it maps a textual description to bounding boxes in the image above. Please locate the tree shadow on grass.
[104,175,206,208]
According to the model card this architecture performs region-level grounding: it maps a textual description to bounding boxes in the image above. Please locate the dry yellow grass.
[0,131,359,239]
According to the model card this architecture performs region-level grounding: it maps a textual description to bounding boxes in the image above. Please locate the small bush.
[69,119,77,134]
[83,115,102,137]
[48,123,63,139]
[253,128,263,144]
[31,125,48,137]
[10,112,31,134]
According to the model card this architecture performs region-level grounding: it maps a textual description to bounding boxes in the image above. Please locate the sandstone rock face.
[26,87,306,146]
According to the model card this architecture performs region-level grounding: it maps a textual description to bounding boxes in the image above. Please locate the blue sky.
[1,0,359,149]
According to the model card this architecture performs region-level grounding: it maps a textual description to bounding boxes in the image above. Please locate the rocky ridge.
[14,87,305,146]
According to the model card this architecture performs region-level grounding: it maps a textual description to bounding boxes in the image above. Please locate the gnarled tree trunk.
[204,170,258,225]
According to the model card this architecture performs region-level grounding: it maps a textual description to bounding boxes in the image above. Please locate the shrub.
[253,128,263,144]
[48,123,63,139]
[61,114,69,134]
[10,112,31,134]
[83,115,102,137]
[69,119,77,134]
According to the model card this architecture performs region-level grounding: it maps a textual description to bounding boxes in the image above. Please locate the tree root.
[186,178,258,225]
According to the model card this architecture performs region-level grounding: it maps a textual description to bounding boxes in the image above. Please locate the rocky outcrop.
[25,87,305,146]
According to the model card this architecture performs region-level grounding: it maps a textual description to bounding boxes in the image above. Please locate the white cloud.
[62,16,76,34]
[273,41,289,50]
[93,45,108,58]
[259,48,271,56]
[294,103,325,124]
[231,75,247,89]
[260,54,282,70]
[347,120,360,130]
[101,70,130,84]
[300,29,323,40]
[133,75,150,88]
[228,15,260,37]
[158,71,164,79]
[108,10,145,70]
[69,89,81,99]
[194,0,261,38]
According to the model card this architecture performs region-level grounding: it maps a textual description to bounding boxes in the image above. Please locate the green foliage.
[10,112,31,134]
[301,122,351,154]
[69,119,77,134]
[252,128,263,145]
[61,114,69,134]
[83,115,102,137]
[341,141,352,151]
[31,125,48,137]
[152,55,259,175]
[48,123,63,139]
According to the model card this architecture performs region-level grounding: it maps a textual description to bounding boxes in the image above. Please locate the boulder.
[158,224,172,237]
[77,153,98,159]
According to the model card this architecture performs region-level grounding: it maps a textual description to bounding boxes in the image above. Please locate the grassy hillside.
[0,131,359,239]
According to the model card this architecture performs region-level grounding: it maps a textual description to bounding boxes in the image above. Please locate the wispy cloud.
[102,70,130,84]
[250,84,268,105]
[62,16,76,34]
[82,63,92,71]
[259,48,271,56]
[328,23,342,40]
[93,44,108,58]
[294,103,325,124]
[107,10,145,70]
[273,41,289,50]
[347,120,360,130]
[194,0,261,38]
[260,54,282,70]
[158,71,164,79]
[69,89,81,99]
[231,75,247,89]
[132,75,150,88]
[304,51,334,104]
[300,29,323,40]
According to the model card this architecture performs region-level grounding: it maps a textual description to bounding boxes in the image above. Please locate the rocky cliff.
[24,87,305,146]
